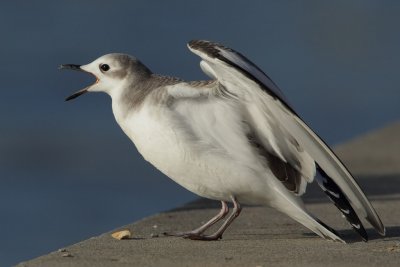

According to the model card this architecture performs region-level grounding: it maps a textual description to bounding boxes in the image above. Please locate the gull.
[60,40,385,242]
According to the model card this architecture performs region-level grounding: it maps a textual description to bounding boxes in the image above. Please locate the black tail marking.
[316,164,368,241]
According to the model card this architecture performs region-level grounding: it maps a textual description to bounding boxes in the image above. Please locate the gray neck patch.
[118,74,183,116]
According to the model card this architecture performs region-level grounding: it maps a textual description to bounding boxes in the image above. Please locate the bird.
[60,40,385,243]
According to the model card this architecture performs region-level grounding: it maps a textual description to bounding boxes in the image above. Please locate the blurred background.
[1,1,399,266]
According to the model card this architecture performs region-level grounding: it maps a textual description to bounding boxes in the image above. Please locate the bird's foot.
[162,231,189,237]
[182,232,222,241]
[163,231,222,240]
[163,198,239,241]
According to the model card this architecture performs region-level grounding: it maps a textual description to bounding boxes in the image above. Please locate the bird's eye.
[100,64,110,72]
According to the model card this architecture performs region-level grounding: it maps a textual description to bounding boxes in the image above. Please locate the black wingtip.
[316,164,368,242]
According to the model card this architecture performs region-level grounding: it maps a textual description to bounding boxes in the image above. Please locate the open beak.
[59,64,98,101]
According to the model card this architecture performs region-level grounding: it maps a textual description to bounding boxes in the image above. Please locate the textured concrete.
[335,121,400,176]
[17,177,400,267]
[17,122,400,266]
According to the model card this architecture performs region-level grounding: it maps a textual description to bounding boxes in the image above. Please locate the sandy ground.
[17,176,400,267]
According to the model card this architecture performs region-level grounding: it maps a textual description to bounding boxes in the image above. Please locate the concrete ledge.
[16,123,400,266]
[17,177,400,267]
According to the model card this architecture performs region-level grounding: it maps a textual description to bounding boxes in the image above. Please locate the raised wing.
[188,40,296,114]
[187,39,385,237]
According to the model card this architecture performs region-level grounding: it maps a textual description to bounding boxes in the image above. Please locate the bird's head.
[60,53,151,101]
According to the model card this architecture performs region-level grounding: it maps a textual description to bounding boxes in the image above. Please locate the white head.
[60,53,152,101]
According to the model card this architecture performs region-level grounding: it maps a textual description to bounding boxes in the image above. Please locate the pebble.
[111,229,131,240]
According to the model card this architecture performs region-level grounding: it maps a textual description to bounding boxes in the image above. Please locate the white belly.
[113,104,271,203]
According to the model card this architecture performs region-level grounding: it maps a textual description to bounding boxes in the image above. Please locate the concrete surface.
[17,123,400,266]
[335,121,400,176]
[17,176,400,267]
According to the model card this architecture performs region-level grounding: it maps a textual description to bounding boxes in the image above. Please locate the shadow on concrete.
[172,175,400,212]
[384,226,400,240]
[302,225,400,243]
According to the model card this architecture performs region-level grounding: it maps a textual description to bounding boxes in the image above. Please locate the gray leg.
[183,196,242,241]
[164,201,229,237]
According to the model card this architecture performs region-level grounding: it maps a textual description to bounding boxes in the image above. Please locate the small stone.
[152,224,158,229]
[150,233,159,238]
[57,248,67,253]
[61,253,73,257]
[111,229,131,240]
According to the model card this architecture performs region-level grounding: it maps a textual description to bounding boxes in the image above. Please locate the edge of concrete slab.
[17,176,400,267]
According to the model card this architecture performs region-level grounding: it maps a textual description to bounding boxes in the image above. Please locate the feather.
[187,39,385,238]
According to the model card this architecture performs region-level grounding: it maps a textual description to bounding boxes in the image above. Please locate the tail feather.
[272,187,345,243]
[316,164,368,241]
[287,207,344,242]
[280,204,345,243]
[315,218,341,238]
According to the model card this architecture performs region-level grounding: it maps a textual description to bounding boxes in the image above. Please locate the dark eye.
[100,64,110,72]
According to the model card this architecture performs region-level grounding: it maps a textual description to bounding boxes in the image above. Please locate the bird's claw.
[163,231,222,240]
[182,233,222,241]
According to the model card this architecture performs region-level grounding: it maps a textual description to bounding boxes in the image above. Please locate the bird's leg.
[163,201,229,237]
[183,196,242,241]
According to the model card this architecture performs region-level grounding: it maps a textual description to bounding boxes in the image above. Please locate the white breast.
[111,100,273,203]
[118,105,188,180]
